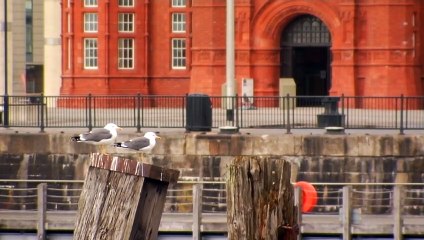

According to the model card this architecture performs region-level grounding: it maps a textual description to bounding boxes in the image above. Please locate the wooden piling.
[226,156,297,240]
[73,153,179,240]
[37,183,47,240]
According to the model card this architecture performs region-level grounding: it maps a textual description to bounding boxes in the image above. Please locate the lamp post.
[225,0,235,123]
[219,0,239,133]
[3,0,8,127]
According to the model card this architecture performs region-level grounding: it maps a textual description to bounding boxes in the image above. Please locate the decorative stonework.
[252,50,279,64]
[236,51,250,63]
[340,10,354,44]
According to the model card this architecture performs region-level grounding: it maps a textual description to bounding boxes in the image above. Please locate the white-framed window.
[119,0,134,7]
[84,13,98,32]
[172,38,186,69]
[118,38,134,69]
[84,38,98,69]
[172,13,186,33]
[84,0,97,7]
[118,13,134,32]
[172,0,186,7]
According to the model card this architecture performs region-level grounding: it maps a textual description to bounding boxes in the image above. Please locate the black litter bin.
[186,94,212,131]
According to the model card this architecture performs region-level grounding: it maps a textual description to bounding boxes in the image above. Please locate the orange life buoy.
[295,181,318,213]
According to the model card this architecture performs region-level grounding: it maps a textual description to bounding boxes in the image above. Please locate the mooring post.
[342,186,352,240]
[393,185,404,240]
[37,183,47,240]
[226,156,297,240]
[294,186,302,240]
[73,153,180,240]
[192,183,202,240]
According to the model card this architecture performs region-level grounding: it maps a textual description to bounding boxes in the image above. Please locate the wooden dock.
[1,210,424,236]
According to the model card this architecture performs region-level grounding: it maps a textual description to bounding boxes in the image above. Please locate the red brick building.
[60,0,424,97]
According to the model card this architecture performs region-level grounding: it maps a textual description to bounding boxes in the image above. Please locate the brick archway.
[250,0,347,96]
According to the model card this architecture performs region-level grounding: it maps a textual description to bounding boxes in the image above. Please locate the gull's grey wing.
[123,137,150,150]
[81,128,112,142]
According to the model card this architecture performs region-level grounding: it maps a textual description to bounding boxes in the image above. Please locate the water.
[1,233,423,240]
[0,233,227,240]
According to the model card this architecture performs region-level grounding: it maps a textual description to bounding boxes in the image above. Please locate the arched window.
[282,15,330,46]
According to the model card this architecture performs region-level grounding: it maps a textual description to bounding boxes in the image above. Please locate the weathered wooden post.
[37,183,47,240]
[226,156,298,240]
[73,153,179,240]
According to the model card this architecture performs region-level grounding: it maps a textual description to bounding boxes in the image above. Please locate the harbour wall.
[0,132,423,184]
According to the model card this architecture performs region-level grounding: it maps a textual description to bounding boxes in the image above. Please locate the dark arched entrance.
[281,15,331,97]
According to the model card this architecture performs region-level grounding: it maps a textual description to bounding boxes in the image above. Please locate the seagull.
[114,132,161,160]
[70,123,122,153]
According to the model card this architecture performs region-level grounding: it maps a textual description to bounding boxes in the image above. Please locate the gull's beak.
[156,136,161,139]
[117,127,123,131]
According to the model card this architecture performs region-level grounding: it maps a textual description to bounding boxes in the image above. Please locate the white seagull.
[71,123,122,152]
[114,132,161,159]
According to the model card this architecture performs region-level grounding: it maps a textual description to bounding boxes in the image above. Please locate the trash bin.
[186,94,212,132]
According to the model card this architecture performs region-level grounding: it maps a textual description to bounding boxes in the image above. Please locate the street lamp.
[3,0,8,126]
[220,0,238,133]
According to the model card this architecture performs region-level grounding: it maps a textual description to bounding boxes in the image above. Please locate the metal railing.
[1,180,424,238]
[1,94,423,133]
[1,179,424,215]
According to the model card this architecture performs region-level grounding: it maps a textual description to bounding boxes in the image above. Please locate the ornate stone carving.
[340,10,354,44]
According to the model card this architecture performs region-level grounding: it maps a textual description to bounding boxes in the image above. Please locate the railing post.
[286,94,291,134]
[192,183,202,240]
[294,186,302,240]
[3,95,9,127]
[37,183,47,240]
[87,94,92,131]
[342,186,352,240]
[393,185,404,240]
[136,93,141,133]
[235,94,239,129]
[341,94,345,128]
[183,94,187,128]
[399,94,404,135]
[39,94,45,133]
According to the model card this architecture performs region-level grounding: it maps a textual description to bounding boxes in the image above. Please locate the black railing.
[0,94,423,133]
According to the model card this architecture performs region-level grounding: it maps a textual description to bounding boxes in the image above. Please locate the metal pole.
[3,0,9,127]
[226,0,235,122]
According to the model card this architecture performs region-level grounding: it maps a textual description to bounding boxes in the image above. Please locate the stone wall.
[0,132,424,183]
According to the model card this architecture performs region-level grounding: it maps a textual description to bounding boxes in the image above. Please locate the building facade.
[0,0,61,97]
[60,0,424,98]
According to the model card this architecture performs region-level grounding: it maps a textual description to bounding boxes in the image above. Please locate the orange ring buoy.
[295,181,318,213]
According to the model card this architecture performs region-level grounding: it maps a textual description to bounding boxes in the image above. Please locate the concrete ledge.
[0,132,424,158]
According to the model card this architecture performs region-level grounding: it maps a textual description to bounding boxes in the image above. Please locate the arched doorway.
[281,15,331,97]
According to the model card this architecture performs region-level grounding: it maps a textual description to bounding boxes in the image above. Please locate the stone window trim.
[171,38,186,69]
[172,13,186,33]
[118,38,135,69]
[172,0,186,8]
[84,38,98,69]
[119,0,135,7]
[84,0,98,8]
[84,13,98,33]
[118,13,135,33]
